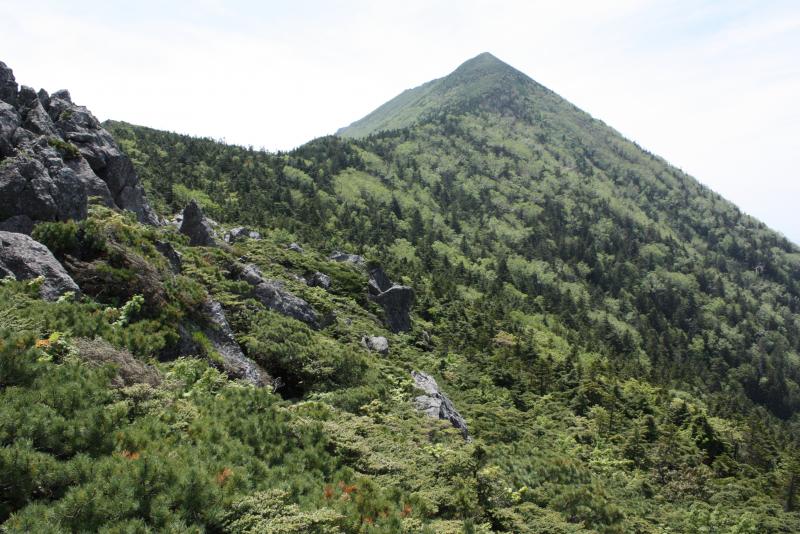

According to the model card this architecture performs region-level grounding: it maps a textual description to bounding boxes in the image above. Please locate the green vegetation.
[1,52,799,531]
[46,137,80,160]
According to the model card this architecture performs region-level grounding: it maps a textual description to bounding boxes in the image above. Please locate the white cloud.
[0,0,798,241]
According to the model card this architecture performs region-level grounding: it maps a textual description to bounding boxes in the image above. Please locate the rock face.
[240,264,319,328]
[179,200,216,246]
[368,266,414,333]
[0,214,34,234]
[329,250,365,267]
[411,371,469,440]
[287,242,304,253]
[0,62,17,106]
[0,101,19,157]
[0,61,158,228]
[203,300,271,387]
[0,230,80,300]
[224,227,261,244]
[362,335,389,355]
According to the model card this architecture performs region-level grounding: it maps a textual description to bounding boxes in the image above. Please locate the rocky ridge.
[0,61,157,230]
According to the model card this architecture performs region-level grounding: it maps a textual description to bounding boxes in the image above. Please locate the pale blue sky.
[1,0,798,243]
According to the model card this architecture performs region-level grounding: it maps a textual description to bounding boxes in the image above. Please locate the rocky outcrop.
[323,257,414,331]
[0,137,110,223]
[46,89,158,224]
[0,60,157,228]
[362,335,389,355]
[411,371,469,440]
[305,271,331,290]
[368,266,414,333]
[0,62,17,106]
[224,227,261,244]
[162,299,271,387]
[0,230,80,300]
[179,200,216,247]
[240,264,319,328]
[18,85,57,136]
[287,242,303,253]
[329,250,365,267]
[203,300,271,387]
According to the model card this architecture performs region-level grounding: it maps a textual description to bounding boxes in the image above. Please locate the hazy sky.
[2,0,799,243]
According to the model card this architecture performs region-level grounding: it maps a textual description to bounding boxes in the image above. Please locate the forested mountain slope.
[111,52,800,420]
[1,53,800,532]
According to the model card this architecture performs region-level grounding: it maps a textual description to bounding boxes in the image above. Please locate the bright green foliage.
[242,310,368,396]
[222,490,344,533]
[113,295,145,327]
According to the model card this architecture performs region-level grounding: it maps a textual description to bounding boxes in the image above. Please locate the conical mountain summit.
[338,52,543,137]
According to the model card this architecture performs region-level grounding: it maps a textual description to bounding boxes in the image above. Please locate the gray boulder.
[411,371,469,440]
[368,266,414,333]
[0,230,80,300]
[287,242,304,253]
[224,226,261,243]
[0,146,111,223]
[0,157,60,221]
[362,335,389,355]
[305,271,331,289]
[254,281,320,328]
[240,264,319,328]
[329,250,365,267]
[203,300,271,387]
[179,200,216,246]
[239,263,266,286]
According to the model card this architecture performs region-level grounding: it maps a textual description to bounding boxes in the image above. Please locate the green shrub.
[242,311,367,397]
[31,220,80,257]
[222,489,344,533]
[47,137,81,160]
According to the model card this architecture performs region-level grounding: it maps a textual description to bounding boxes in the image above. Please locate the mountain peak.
[338,52,534,138]
[459,51,504,66]
[453,52,514,73]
